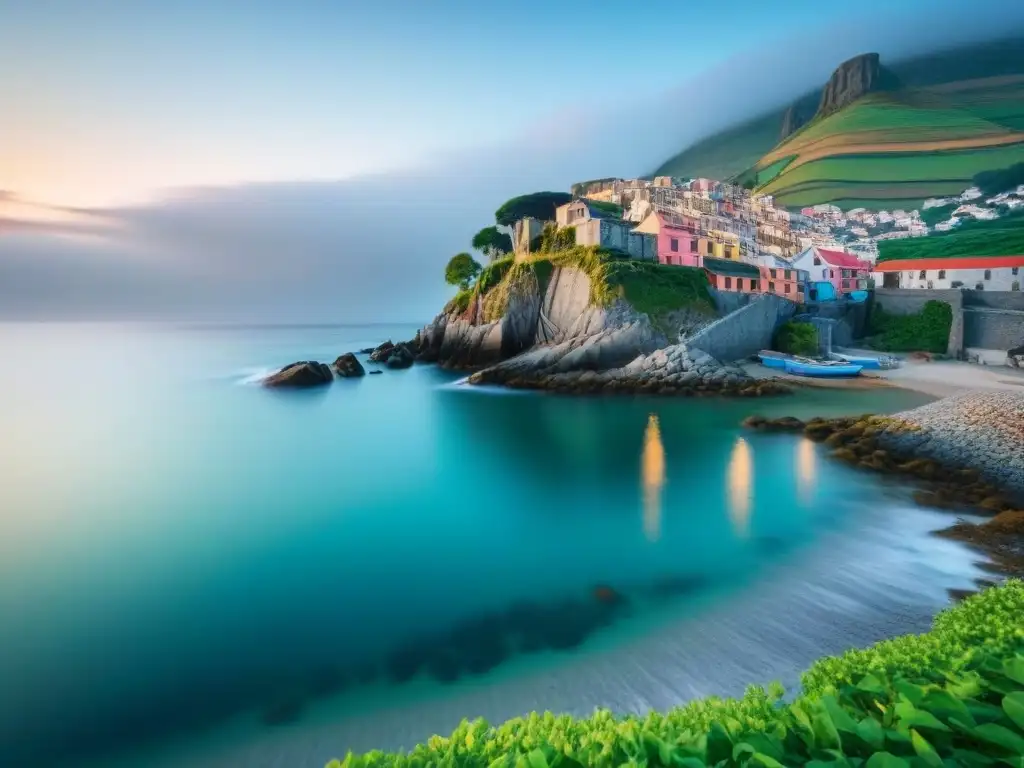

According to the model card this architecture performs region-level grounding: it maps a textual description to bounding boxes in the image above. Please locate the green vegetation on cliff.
[877,213,1024,262]
[326,581,1024,767]
[867,299,952,353]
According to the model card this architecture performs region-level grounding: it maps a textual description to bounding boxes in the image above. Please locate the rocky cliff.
[406,257,793,398]
[779,102,808,141]
[816,53,889,119]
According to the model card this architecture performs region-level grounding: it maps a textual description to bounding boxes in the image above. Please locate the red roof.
[873,255,1024,272]
[816,248,869,270]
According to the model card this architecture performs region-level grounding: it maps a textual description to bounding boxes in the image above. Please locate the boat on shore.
[783,358,863,378]
[756,351,788,370]
[832,352,900,370]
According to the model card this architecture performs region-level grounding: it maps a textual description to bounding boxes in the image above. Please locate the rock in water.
[368,341,395,363]
[386,344,414,369]
[333,352,365,378]
[263,361,333,388]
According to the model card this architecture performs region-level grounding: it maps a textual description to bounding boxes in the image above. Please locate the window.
[919,270,926,280]
[976,283,985,290]
[784,284,791,294]
[724,277,732,289]
[690,240,697,252]
[823,268,829,279]
[938,270,946,280]
[1013,267,1019,276]
[927,281,934,289]
[736,278,743,290]
[769,281,776,292]
[670,238,679,252]
[1013,281,1020,292]
[813,256,821,266]
[784,270,791,280]
[984,269,992,281]
[770,268,777,278]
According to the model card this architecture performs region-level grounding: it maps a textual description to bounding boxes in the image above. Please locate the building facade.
[792,246,870,297]
[575,219,656,261]
[703,256,761,294]
[872,256,1024,291]
[633,211,700,267]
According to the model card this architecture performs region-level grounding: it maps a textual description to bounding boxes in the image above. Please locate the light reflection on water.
[797,437,816,507]
[727,436,753,537]
[641,414,665,543]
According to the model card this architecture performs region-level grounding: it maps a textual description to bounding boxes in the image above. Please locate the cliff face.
[817,53,884,118]
[780,103,807,141]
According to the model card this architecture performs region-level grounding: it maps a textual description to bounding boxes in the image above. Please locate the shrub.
[327,582,1024,767]
[445,288,473,314]
[772,321,818,356]
[477,257,515,295]
[445,253,482,290]
[868,299,952,353]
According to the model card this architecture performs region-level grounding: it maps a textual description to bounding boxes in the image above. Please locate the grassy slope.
[326,581,1024,767]
[877,213,1024,261]
[653,37,1024,206]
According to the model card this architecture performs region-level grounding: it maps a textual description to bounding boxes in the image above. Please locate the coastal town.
[509,174,1024,300]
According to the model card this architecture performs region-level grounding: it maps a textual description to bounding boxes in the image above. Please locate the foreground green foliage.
[772,321,818,356]
[867,299,952,353]
[878,214,1024,261]
[327,582,1024,767]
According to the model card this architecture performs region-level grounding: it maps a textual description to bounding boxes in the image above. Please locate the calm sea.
[0,322,983,768]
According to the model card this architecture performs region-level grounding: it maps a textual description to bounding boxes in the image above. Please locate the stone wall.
[707,288,751,316]
[687,294,797,363]
[963,307,1024,353]
[962,290,1024,311]
[870,288,964,357]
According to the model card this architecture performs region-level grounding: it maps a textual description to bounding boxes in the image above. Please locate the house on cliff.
[703,257,761,295]
[792,246,870,299]
[633,211,700,267]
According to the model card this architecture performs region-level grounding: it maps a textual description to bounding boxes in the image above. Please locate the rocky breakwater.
[468,340,790,397]
[743,391,1024,576]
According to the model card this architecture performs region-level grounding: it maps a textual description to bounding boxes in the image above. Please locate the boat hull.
[783,359,862,378]
[757,353,787,370]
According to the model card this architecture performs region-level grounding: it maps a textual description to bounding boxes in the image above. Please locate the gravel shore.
[875,392,1024,499]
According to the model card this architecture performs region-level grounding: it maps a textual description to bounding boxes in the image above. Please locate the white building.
[872,256,1024,291]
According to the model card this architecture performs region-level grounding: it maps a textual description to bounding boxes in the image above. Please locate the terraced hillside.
[750,78,1024,209]
[654,37,1024,207]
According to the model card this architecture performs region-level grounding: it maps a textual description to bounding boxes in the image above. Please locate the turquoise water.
[0,323,982,768]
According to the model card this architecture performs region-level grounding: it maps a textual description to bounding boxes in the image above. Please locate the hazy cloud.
[2,5,1023,322]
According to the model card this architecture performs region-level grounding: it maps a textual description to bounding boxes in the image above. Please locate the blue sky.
[0,0,954,207]
[2,0,1024,321]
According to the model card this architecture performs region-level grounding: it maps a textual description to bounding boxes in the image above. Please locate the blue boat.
[832,352,899,370]
[757,351,788,370]
[783,359,862,378]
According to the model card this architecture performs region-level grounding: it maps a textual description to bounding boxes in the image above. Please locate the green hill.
[654,37,1024,208]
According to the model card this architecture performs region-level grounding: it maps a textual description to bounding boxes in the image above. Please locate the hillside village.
[502,172,1024,301]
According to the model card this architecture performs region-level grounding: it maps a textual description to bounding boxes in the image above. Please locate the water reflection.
[796,438,816,507]
[641,414,665,542]
[727,437,753,537]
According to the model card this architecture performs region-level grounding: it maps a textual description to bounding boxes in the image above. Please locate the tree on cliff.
[444,252,482,290]
[494,192,573,227]
[471,226,513,261]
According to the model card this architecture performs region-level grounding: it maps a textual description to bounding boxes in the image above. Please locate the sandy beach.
[743,354,1024,399]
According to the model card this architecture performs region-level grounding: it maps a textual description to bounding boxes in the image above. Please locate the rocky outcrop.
[368,341,396,363]
[469,341,790,397]
[816,53,890,119]
[780,102,808,140]
[263,361,333,388]
[333,353,365,378]
[386,344,415,369]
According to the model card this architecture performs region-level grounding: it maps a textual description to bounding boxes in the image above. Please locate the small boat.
[832,352,899,370]
[757,351,787,370]
[784,359,862,378]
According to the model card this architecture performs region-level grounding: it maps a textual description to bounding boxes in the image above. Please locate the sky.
[2,0,1024,321]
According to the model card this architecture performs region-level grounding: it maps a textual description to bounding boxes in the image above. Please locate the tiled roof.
[873,255,1024,272]
[703,257,760,278]
[817,248,870,270]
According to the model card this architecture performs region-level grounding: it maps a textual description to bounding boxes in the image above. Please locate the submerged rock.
[263,361,333,388]
[332,352,365,378]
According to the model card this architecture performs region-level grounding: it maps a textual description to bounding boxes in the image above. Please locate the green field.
[878,214,1024,261]
[761,143,1024,207]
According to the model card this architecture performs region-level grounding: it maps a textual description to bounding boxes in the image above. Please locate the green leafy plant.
[494,192,573,227]
[326,582,1024,767]
[772,321,819,356]
[867,299,952,353]
[471,226,513,259]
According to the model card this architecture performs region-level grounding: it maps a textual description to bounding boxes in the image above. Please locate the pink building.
[633,211,700,267]
[791,246,870,297]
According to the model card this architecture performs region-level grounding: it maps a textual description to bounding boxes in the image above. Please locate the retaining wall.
[688,294,797,363]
